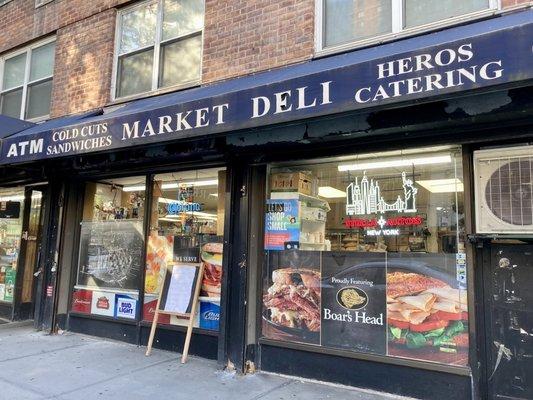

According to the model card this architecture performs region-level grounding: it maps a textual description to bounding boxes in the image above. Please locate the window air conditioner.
[474,145,533,234]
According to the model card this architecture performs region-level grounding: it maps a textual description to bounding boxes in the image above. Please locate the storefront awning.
[0,115,35,140]
[1,9,532,165]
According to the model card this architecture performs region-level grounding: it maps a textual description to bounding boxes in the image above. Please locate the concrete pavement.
[0,322,412,400]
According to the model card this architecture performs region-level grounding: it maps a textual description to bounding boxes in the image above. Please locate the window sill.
[315,8,500,59]
[108,81,201,109]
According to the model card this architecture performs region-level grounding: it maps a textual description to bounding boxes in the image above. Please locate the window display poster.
[265,199,300,250]
[115,294,138,319]
[262,250,469,366]
[90,291,116,317]
[385,253,468,366]
[4,267,15,302]
[71,289,93,314]
[321,252,387,355]
[262,250,321,345]
[77,220,144,290]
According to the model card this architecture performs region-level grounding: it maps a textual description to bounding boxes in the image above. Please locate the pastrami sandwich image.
[263,268,321,332]
[387,271,468,353]
[201,242,223,297]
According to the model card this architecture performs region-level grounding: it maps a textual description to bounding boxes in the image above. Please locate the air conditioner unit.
[474,145,533,234]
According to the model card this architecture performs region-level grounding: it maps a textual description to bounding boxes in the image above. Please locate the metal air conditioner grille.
[475,146,533,234]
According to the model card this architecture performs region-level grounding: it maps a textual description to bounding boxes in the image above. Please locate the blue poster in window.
[265,199,300,250]
[115,294,138,320]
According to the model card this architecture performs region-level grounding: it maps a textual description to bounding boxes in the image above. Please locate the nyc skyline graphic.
[346,171,418,216]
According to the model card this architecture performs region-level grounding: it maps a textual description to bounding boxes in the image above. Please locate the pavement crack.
[42,357,176,399]
[249,379,295,400]
[0,342,91,364]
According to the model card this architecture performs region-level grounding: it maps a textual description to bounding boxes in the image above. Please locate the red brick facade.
[202,0,315,83]
[50,9,117,117]
[0,0,531,119]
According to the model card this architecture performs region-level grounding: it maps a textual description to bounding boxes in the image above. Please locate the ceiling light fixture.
[318,186,346,198]
[338,155,452,172]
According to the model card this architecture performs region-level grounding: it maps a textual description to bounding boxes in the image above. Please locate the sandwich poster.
[262,250,469,366]
[262,250,321,345]
[386,253,469,366]
[264,199,300,250]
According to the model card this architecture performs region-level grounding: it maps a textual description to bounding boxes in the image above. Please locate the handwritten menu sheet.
[160,264,199,314]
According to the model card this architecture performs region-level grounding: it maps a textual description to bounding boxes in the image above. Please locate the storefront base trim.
[259,338,471,376]
[259,343,472,400]
[0,304,11,320]
[67,314,219,360]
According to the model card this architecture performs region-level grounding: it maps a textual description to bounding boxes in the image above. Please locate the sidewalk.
[0,322,411,400]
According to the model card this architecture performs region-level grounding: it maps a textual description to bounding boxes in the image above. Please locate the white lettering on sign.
[121,103,230,141]
[6,139,43,158]
[251,81,332,119]
[357,43,503,104]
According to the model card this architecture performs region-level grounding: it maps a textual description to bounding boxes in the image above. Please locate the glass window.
[262,146,469,366]
[404,0,489,28]
[324,0,392,47]
[143,167,225,331]
[115,0,204,99]
[0,40,55,120]
[322,0,492,49]
[72,177,146,319]
[0,188,25,304]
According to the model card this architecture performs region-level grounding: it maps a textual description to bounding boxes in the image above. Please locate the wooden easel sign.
[145,262,204,363]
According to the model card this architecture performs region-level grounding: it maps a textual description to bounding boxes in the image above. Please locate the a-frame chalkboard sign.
[145,262,204,363]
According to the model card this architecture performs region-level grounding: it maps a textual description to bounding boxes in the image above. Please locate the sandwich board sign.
[145,262,204,363]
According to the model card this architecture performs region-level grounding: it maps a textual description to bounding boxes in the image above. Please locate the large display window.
[262,146,469,367]
[142,167,226,331]
[0,188,25,304]
[71,176,146,319]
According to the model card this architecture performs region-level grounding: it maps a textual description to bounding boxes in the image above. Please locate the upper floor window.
[114,0,204,100]
[319,0,497,52]
[0,39,55,121]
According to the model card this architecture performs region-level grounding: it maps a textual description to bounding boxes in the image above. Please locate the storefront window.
[71,177,146,319]
[143,167,225,331]
[0,188,24,303]
[262,146,469,366]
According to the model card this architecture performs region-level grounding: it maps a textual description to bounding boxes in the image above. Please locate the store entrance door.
[484,243,533,400]
[13,186,47,321]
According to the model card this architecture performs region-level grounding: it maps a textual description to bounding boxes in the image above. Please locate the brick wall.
[0,0,129,54]
[50,8,116,117]
[202,0,314,83]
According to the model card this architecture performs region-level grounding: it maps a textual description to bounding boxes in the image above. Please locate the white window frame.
[315,0,501,56]
[0,36,56,122]
[35,0,54,8]
[111,0,204,102]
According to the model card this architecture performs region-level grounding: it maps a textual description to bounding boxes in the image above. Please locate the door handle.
[34,267,43,277]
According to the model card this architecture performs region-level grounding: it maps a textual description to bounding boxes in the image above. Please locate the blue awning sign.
[1,10,531,164]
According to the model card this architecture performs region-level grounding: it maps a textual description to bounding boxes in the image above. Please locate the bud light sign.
[199,300,220,330]
[115,295,137,320]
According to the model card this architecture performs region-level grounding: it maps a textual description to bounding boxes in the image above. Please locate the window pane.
[120,2,158,54]
[117,49,154,98]
[2,53,27,90]
[74,177,146,318]
[405,0,490,28]
[0,187,26,304]
[159,34,201,88]
[162,0,205,41]
[324,0,392,47]
[30,42,55,81]
[143,168,226,330]
[0,89,22,118]
[25,79,52,119]
[262,146,469,367]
